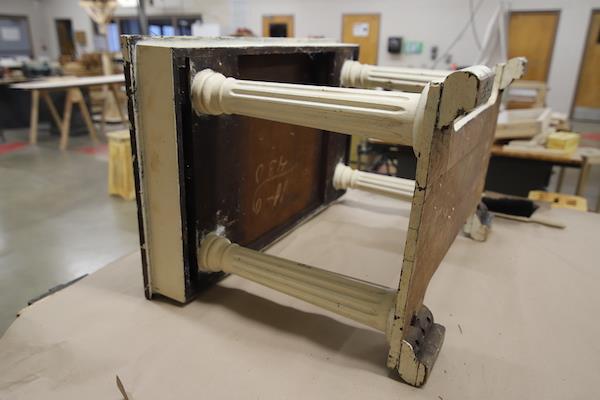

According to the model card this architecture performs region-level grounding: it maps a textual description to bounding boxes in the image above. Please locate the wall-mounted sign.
[74,31,87,46]
[403,41,424,55]
[352,22,369,37]
[1,27,21,42]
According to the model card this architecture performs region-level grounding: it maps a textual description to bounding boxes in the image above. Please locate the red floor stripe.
[0,141,27,155]
[75,144,108,155]
[581,132,600,141]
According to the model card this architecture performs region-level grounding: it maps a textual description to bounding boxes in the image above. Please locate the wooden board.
[123,36,356,303]
[528,191,588,211]
[495,107,551,139]
[506,79,547,109]
[11,74,124,90]
[187,50,350,250]
[491,144,582,165]
[398,92,502,334]
[508,11,559,81]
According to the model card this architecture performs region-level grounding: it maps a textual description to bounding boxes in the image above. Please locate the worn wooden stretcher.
[123,35,525,387]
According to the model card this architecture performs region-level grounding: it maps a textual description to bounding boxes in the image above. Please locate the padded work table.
[0,190,598,399]
[11,74,126,149]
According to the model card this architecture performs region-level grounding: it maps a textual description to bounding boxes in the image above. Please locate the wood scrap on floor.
[528,191,588,212]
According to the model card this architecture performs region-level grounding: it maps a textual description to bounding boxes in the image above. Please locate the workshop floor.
[0,120,599,335]
[0,125,140,334]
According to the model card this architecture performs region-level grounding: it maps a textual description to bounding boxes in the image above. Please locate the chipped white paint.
[498,57,528,91]
[333,163,415,201]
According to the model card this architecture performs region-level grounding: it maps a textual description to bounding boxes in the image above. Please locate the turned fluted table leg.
[333,163,415,201]
[198,233,397,335]
[197,232,444,386]
[340,60,496,127]
[191,69,427,147]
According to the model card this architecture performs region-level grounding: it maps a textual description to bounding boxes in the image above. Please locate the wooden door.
[342,14,380,165]
[508,11,559,81]
[341,14,380,64]
[262,15,294,37]
[573,11,600,120]
[55,19,75,58]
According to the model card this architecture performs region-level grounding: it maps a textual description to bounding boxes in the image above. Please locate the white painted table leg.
[341,60,451,92]
[198,233,397,335]
[333,163,415,201]
[341,60,495,127]
[191,69,425,147]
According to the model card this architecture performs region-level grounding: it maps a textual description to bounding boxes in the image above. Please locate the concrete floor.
[0,120,599,335]
[0,125,140,334]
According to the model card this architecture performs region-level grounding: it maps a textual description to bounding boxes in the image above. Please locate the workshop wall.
[1,0,51,58]
[41,0,96,58]
[13,0,599,114]
[231,0,598,115]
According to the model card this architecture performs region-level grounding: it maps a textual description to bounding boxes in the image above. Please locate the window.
[119,19,141,35]
[176,18,197,36]
[102,15,202,52]
[148,19,174,36]
[106,23,120,52]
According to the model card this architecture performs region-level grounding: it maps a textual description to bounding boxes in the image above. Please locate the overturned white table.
[0,190,598,399]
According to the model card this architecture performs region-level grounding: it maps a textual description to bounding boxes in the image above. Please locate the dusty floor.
[0,120,599,335]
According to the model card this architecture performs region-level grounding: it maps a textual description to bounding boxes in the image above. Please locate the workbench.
[488,145,600,211]
[0,190,598,399]
[11,75,126,150]
[0,77,29,141]
[360,141,599,211]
